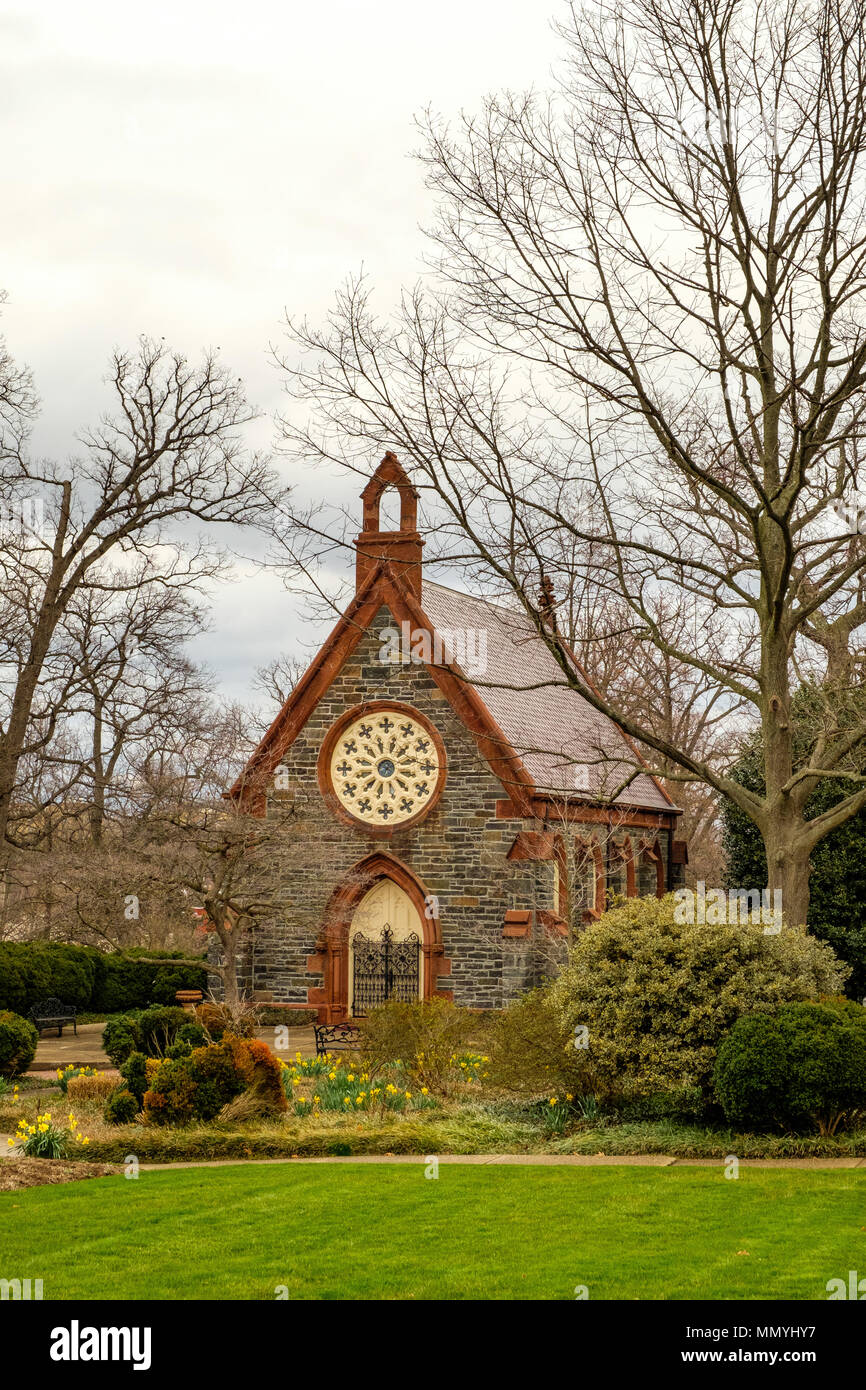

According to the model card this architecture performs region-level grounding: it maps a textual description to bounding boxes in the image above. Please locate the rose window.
[329,710,442,826]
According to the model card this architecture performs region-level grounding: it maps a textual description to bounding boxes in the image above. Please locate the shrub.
[486,988,592,1097]
[66,1073,118,1103]
[0,945,33,1013]
[102,1007,202,1067]
[713,1000,866,1134]
[0,942,206,1015]
[143,1041,247,1125]
[357,999,478,1093]
[120,1052,148,1107]
[143,1037,287,1126]
[0,1011,38,1079]
[549,894,847,1099]
[101,1016,142,1067]
[243,1038,288,1115]
[137,1006,199,1056]
[91,950,208,1013]
[104,1088,139,1126]
[194,1000,257,1041]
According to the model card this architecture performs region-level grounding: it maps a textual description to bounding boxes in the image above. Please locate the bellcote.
[355,451,424,598]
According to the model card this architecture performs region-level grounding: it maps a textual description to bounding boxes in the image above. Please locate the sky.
[1,1,559,704]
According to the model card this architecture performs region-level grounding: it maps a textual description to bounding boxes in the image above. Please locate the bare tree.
[249,653,308,736]
[0,335,284,850]
[57,560,215,846]
[279,0,866,926]
[127,702,293,1005]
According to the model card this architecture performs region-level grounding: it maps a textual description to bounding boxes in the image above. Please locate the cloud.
[1,0,556,701]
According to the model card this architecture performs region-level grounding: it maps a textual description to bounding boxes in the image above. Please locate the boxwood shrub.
[102,1007,205,1066]
[713,999,866,1134]
[104,1088,140,1125]
[0,1010,39,1078]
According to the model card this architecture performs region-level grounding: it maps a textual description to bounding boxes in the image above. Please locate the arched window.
[573,834,603,918]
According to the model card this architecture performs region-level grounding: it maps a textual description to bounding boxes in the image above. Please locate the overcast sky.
[2,1,558,704]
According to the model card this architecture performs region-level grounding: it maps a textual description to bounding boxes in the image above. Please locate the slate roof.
[421,579,674,812]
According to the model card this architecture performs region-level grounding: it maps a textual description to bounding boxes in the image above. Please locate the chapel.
[228,452,686,1020]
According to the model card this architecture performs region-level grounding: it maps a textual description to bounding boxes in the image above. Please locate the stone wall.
[234,606,544,1010]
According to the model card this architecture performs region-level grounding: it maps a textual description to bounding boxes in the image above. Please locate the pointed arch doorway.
[312,852,451,1021]
[349,879,422,1015]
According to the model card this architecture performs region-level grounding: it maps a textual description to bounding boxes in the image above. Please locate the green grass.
[1,1163,863,1300]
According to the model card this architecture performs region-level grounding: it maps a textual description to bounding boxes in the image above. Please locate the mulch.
[0,1158,122,1192]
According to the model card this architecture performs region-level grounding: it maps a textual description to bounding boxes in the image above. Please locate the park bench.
[313,1022,362,1057]
[28,997,78,1037]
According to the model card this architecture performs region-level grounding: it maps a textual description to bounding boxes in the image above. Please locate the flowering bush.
[9,1111,90,1157]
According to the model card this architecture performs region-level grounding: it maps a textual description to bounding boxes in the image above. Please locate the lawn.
[1,1162,862,1300]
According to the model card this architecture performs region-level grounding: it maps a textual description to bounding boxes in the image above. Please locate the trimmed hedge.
[0,942,207,1016]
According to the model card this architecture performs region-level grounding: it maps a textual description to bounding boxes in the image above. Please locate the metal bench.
[28,997,78,1037]
[313,1022,361,1057]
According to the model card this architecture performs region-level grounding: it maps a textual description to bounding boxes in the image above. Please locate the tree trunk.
[764,825,811,930]
[220,945,239,1007]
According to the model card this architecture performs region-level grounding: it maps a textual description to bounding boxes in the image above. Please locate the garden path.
[29,1022,317,1072]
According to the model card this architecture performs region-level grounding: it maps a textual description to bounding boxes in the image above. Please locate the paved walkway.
[133,1153,866,1170]
[30,1022,317,1072]
[1,1148,862,1170]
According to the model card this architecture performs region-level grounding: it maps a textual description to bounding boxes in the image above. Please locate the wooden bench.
[313,1023,361,1057]
[28,998,78,1037]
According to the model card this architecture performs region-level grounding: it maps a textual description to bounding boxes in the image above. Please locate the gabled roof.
[422,580,674,812]
[231,561,675,817]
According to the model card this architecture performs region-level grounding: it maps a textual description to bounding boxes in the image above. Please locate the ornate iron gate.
[352,924,420,1016]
